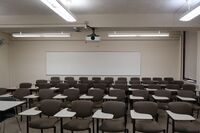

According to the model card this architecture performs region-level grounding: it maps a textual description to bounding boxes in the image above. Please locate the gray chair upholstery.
[141,77,151,81]
[183,84,196,91]
[58,83,69,93]
[19,82,32,88]
[99,101,128,133]
[132,90,149,100]
[88,88,104,108]
[168,102,200,133]
[35,80,48,87]
[0,88,7,95]
[50,77,61,87]
[152,77,162,82]
[110,89,126,102]
[117,77,127,82]
[37,83,51,89]
[93,83,107,93]
[130,77,140,81]
[64,80,77,87]
[77,83,89,94]
[38,89,55,101]
[63,100,93,132]
[13,88,30,100]
[164,77,174,82]
[148,84,161,90]
[113,84,127,91]
[154,90,172,110]
[62,88,80,108]
[115,80,128,85]
[131,84,144,90]
[64,77,74,81]
[129,80,141,85]
[133,101,165,133]
[29,99,61,133]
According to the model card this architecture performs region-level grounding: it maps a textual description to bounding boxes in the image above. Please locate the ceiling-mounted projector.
[85,26,101,42]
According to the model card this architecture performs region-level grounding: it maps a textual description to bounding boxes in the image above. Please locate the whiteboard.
[46,52,141,75]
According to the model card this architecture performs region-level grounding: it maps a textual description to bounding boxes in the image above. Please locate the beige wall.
[0,33,9,87]
[9,38,180,86]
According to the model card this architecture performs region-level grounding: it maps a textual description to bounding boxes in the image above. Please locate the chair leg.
[53,127,56,133]
[1,122,5,133]
[89,128,91,133]
[41,129,43,133]
[71,131,73,133]
[163,129,165,133]
[15,116,22,132]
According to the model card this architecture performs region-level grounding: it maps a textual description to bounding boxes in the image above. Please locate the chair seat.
[63,119,91,131]
[93,102,103,108]
[157,103,169,110]
[29,118,58,129]
[136,120,164,133]
[175,121,200,133]
[100,119,125,132]
[193,104,200,110]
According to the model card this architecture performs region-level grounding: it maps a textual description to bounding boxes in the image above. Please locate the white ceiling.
[0,0,200,15]
[0,0,200,33]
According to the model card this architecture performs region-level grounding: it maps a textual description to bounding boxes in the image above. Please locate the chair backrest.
[64,77,74,81]
[141,77,151,81]
[64,80,77,87]
[19,82,32,88]
[133,101,158,118]
[182,84,196,91]
[109,89,126,101]
[14,88,30,100]
[164,77,174,82]
[113,84,127,90]
[154,90,171,98]
[131,84,144,90]
[50,77,60,81]
[104,77,114,83]
[36,80,48,85]
[117,77,127,81]
[130,77,140,81]
[79,77,88,81]
[132,90,149,99]
[152,77,162,81]
[77,83,89,94]
[37,83,51,89]
[171,80,184,88]
[102,101,125,119]
[58,83,69,93]
[93,83,107,92]
[168,102,193,115]
[71,100,93,118]
[115,80,127,85]
[63,88,80,101]
[129,80,141,85]
[88,88,104,102]
[177,90,196,98]
[92,77,101,81]
[38,89,54,100]
[40,99,61,116]
[142,80,154,84]
[166,84,180,90]
[148,84,161,90]
[0,88,7,95]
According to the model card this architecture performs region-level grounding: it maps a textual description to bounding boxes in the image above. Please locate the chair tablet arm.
[19,107,41,116]
[130,110,153,120]
[92,109,114,119]
[166,110,195,121]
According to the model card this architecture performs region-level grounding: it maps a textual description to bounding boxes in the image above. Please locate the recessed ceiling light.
[40,0,76,22]
[108,32,169,37]
[180,5,200,21]
[12,32,71,38]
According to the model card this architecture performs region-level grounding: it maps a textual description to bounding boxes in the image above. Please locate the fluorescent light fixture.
[180,5,200,21]
[108,33,169,38]
[12,32,71,38]
[40,0,76,22]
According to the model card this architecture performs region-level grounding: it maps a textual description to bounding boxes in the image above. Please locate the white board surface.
[46,52,140,75]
